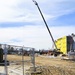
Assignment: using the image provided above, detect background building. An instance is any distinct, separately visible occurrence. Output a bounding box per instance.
[55,35,74,54]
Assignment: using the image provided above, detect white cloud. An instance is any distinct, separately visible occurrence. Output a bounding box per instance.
[0,25,75,49]
[0,0,21,22]
[0,0,75,22]
[0,0,75,49]
[37,0,75,20]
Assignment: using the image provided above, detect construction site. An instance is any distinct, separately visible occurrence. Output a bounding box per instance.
[0,0,75,75]
[0,33,75,75]
[0,44,75,75]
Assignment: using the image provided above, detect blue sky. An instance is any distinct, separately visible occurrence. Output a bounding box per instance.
[0,0,75,49]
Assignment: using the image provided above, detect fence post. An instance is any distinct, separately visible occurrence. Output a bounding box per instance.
[4,44,8,75]
[22,46,24,75]
[30,48,36,72]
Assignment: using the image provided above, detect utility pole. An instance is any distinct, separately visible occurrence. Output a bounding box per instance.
[32,0,58,50]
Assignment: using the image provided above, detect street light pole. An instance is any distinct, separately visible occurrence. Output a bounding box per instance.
[32,0,58,50]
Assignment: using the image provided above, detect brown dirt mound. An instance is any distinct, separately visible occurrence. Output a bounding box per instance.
[36,66,75,75]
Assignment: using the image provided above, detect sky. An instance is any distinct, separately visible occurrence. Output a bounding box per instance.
[0,0,75,50]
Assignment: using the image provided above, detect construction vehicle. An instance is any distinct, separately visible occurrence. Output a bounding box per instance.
[32,0,61,56]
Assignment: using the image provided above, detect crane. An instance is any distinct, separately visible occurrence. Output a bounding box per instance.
[32,0,58,51]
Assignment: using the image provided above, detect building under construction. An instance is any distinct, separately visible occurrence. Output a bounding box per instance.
[55,34,75,54]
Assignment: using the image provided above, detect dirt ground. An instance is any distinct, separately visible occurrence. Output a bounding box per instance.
[1,55,75,75]
[7,55,75,66]
[7,55,75,71]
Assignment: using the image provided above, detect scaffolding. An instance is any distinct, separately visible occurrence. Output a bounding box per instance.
[0,44,36,75]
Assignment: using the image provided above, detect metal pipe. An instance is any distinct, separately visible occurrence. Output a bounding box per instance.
[32,0,58,50]
[22,46,24,75]
[4,44,8,75]
[0,43,32,49]
[30,48,36,72]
